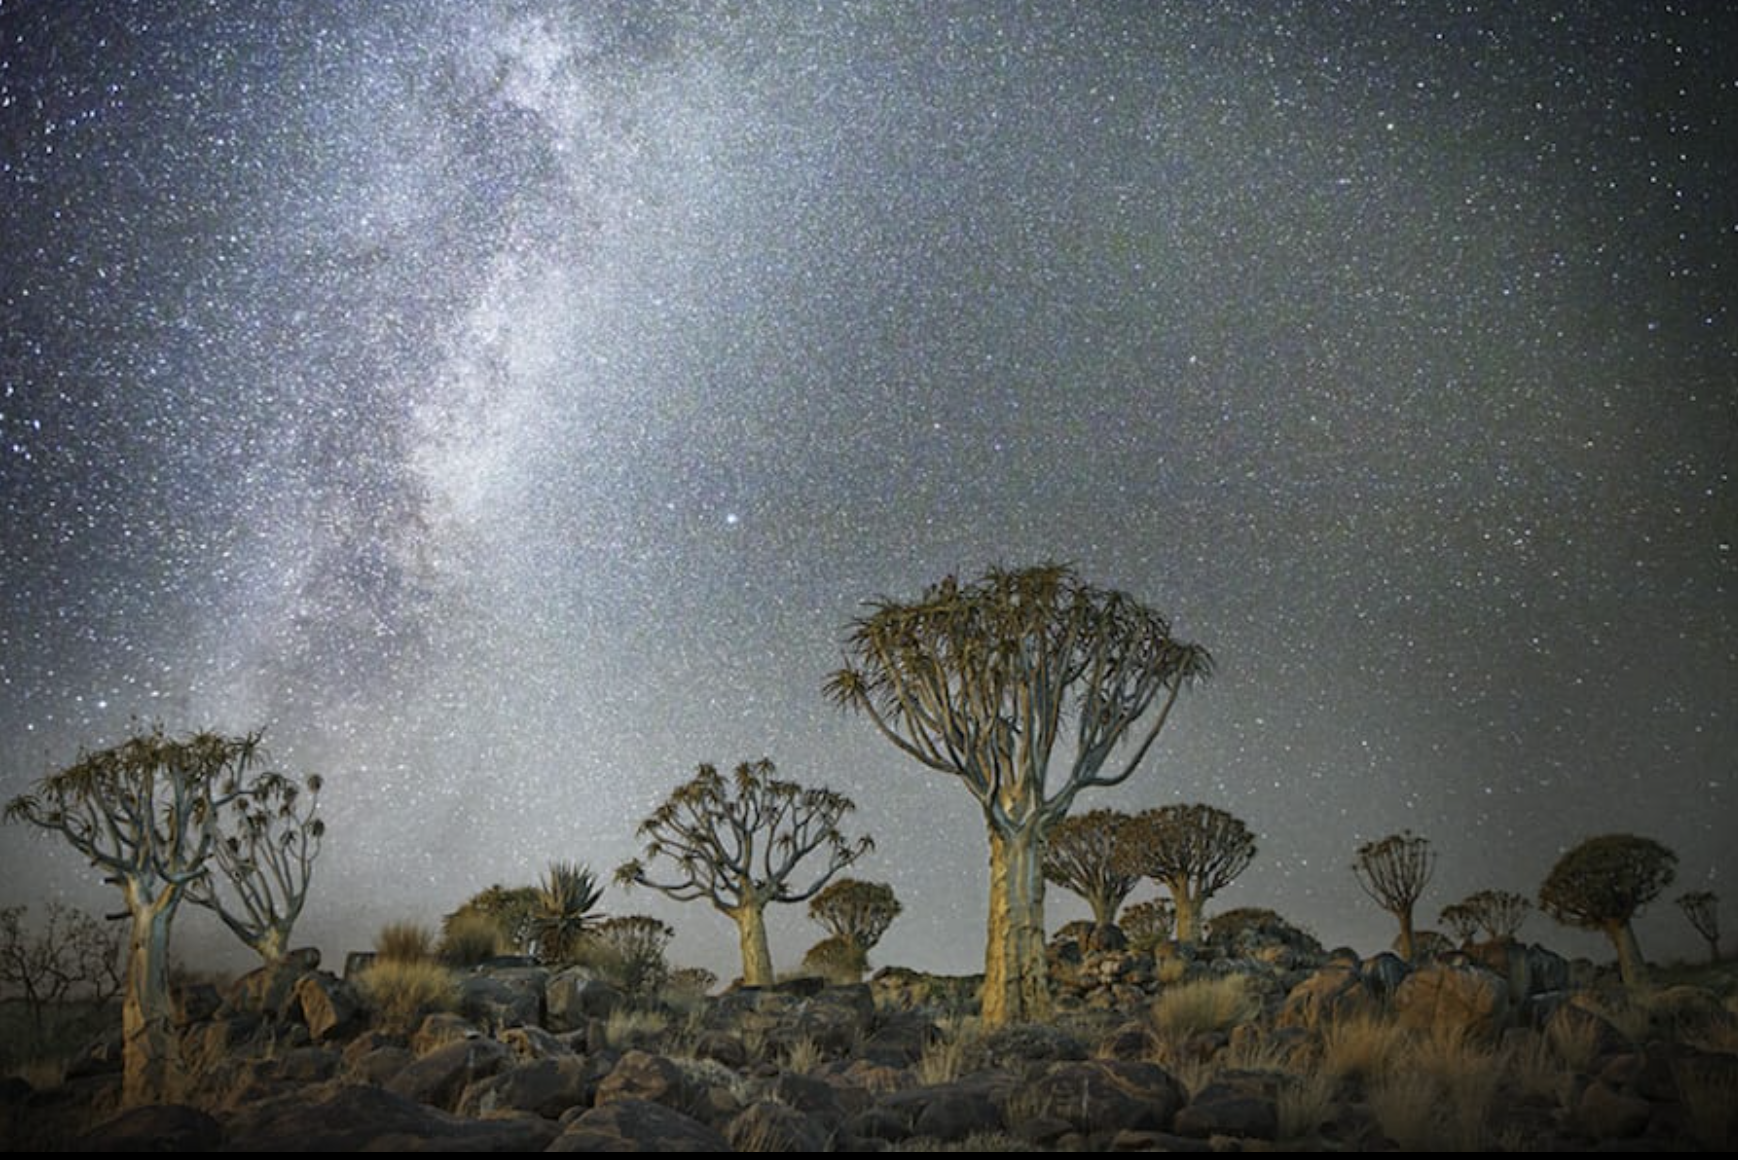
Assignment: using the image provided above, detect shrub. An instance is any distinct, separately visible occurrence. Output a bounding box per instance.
[1151,973,1259,1038]
[802,934,869,984]
[1120,898,1175,953]
[582,915,673,1003]
[438,910,507,967]
[355,958,458,1033]
[375,920,437,964]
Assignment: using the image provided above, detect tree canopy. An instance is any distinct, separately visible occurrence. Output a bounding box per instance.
[1114,803,1257,942]
[1540,833,1676,986]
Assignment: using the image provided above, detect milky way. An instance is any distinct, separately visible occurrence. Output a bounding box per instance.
[3,2,1734,977]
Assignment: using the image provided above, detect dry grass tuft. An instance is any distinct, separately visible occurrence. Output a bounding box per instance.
[374,920,438,965]
[1151,973,1260,1039]
[354,957,459,1034]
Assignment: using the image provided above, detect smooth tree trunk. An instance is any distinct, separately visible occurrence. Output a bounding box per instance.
[731,898,775,987]
[1608,919,1649,988]
[121,881,185,1106]
[1167,879,1202,943]
[982,821,1052,1027]
[1395,906,1417,962]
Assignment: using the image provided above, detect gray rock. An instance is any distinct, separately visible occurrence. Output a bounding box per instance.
[1173,1079,1279,1140]
[221,1079,559,1151]
[594,1048,698,1112]
[458,965,548,1031]
[546,967,625,1031]
[455,1055,592,1120]
[1014,1058,1186,1137]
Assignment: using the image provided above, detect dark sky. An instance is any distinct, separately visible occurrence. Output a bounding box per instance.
[3,1,1734,979]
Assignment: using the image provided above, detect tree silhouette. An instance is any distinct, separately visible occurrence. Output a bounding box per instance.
[0,902,124,1034]
[1114,803,1257,943]
[1119,897,1176,953]
[185,769,325,965]
[1042,808,1142,928]
[826,563,1209,1026]
[1676,890,1721,964]
[5,727,273,1104]
[1539,833,1676,987]
[528,861,605,965]
[616,759,870,986]
[1352,830,1436,962]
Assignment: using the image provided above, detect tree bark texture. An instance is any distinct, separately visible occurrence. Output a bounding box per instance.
[732,899,775,988]
[982,822,1052,1027]
[121,883,185,1106]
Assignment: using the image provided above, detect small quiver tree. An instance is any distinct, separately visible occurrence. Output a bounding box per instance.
[805,878,902,982]
[185,769,324,965]
[1539,833,1677,987]
[616,759,871,987]
[1352,830,1436,963]
[826,563,1210,1027]
[1042,808,1142,929]
[4,727,267,1105]
[1113,803,1256,944]
[1119,897,1176,953]
[1676,890,1721,965]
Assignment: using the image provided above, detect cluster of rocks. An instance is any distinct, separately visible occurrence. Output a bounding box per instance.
[3,931,1734,1151]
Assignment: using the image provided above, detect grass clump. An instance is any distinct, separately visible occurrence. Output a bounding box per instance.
[374,920,438,965]
[1152,973,1260,1039]
[354,957,459,1034]
[438,910,507,967]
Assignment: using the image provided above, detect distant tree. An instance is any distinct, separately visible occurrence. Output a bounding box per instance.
[443,884,541,955]
[802,934,869,984]
[529,861,605,965]
[1352,830,1436,962]
[1465,889,1531,942]
[1114,803,1257,943]
[185,769,325,965]
[826,563,1210,1026]
[1539,833,1677,987]
[808,878,902,969]
[1119,897,1176,953]
[1042,808,1142,928]
[1438,900,1481,947]
[0,902,124,1033]
[4,727,272,1104]
[616,759,871,986]
[1676,890,1721,964]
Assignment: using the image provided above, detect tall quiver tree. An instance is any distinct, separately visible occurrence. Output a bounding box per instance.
[4,727,267,1105]
[616,759,871,987]
[1539,833,1677,987]
[185,768,324,965]
[826,564,1210,1026]
[1113,803,1256,943]
[1352,830,1436,962]
[1042,808,1142,928]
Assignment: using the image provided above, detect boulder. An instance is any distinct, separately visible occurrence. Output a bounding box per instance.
[726,1098,831,1151]
[454,1055,592,1120]
[547,1097,730,1152]
[73,1104,223,1152]
[593,1048,698,1113]
[1172,1075,1280,1140]
[385,1035,513,1111]
[1393,962,1512,1042]
[221,1079,559,1151]
[458,965,548,1031]
[977,1021,1088,1070]
[1276,963,1377,1030]
[294,972,361,1042]
[545,967,625,1031]
[1014,1058,1186,1138]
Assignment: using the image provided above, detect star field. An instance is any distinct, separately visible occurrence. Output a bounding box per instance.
[2,2,1734,977]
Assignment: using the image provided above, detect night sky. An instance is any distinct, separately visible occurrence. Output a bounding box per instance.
[3,2,1734,981]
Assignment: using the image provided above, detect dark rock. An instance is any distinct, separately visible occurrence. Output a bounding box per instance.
[1173,1078,1279,1140]
[1014,1057,1186,1137]
[458,965,547,1031]
[454,1054,592,1120]
[547,1097,730,1152]
[74,1103,222,1152]
[499,1022,575,1060]
[545,967,625,1031]
[384,1035,513,1111]
[1360,951,1409,997]
[1573,1079,1652,1139]
[221,1079,560,1151]
[1276,962,1376,1030]
[410,1011,482,1054]
[293,972,361,1042]
[727,1097,831,1151]
[594,1048,698,1112]
[977,1021,1088,1070]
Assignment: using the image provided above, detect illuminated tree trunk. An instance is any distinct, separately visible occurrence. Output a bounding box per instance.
[982,822,1051,1027]
[1166,878,1203,944]
[731,898,775,987]
[121,881,184,1106]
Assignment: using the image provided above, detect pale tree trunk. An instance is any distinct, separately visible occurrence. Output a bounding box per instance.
[982,822,1051,1027]
[121,881,185,1106]
[731,899,775,987]
[1608,919,1649,988]
[1395,906,1417,962]
[1168,881,1202,943]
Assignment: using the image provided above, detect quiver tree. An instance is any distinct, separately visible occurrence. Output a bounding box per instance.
[1352,830,1436,962]
[4,727,270,1104]
[826,563,1210,1026]
[1539,833,1677,987]
[616,759,871,987]
[529,861,605,965]
[185,769,324,965]
[1042,808,1142,928]
[1676,890,1721,964]
[1458,888,1531,944]
[806,878,902,980]
[1119,897,1176,952]
[1113,803,1256,943]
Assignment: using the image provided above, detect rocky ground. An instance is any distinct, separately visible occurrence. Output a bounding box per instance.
[4,920,1736,1151]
